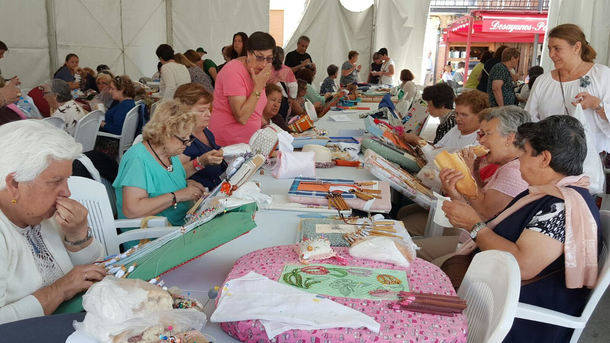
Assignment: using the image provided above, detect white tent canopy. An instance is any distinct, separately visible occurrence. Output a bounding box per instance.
[1,0,430,91]
[285,0,431,87]
[0,0,269,90]
[542,0,610,71]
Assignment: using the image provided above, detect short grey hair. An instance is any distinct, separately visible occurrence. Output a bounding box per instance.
[297,35,310,44]
[0,120,82,189]
[51,79,72,103]
[481,105,531,136]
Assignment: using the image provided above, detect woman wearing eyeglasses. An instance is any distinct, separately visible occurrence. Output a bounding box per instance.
[99,75,136,135]
[174,83,226,190]
[113,100,206,236]
[207,31,276,146]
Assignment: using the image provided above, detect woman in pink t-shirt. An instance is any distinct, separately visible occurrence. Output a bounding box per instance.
[208,32,276,146]
[440,106,531,221]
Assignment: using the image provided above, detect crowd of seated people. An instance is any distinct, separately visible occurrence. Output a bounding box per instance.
[0,23,608,343]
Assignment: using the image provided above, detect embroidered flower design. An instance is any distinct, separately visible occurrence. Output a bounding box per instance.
[579,75,591,88]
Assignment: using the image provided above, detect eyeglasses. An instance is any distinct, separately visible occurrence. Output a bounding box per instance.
[252,52,274,63]
[174,134,195,146]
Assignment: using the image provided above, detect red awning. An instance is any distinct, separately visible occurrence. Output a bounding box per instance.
[444,11,547,44]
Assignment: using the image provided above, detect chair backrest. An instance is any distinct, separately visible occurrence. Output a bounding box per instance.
[118,104,140,159]
[75,154,102,182]
[68,176,120,256]
[43,116,65,129]
[132,134,143,146]
[73,110,103,152]
[150,101,160,117]
[578,210,610,322]
[458,250,521,343]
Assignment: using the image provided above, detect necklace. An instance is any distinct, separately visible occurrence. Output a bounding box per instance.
[147,141,173,172]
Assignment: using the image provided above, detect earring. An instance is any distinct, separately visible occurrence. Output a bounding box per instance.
[10,199,16,204]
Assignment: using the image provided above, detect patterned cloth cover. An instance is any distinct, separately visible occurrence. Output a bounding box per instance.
[219,245,467,342]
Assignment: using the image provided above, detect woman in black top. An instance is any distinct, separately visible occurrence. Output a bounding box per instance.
[477,45,508,93]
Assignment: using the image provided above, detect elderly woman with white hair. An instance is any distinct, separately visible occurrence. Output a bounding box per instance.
[417,106,531,263]
[0,120,105,324]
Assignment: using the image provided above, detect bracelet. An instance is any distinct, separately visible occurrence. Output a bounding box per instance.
[192,157,203,171]
[470,222,486,239]
[64,227,92,246]
[594,103,604,112]
[170,192,177,208]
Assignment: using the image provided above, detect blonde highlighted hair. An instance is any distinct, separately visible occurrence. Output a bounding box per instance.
[174,53,196,68]
[142,100,197,146]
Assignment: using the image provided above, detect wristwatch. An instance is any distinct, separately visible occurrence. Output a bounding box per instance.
[64,227,92,246]
[470,222,486,239]
[594,102,604,112]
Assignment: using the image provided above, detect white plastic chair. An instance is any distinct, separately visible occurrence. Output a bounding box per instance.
[150,100,160,117]
[96,103,140,161]
[514,210,610,343]
[75,154,102,183]
[132,134,143,146]
[73,110,103,152]
[43,116,65,129]
[458,250,521,343]
[68,176,178,256]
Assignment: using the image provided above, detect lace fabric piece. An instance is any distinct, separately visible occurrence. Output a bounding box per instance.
[19,225,64,287]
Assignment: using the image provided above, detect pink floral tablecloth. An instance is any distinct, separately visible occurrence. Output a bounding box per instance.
[217,245,467,343]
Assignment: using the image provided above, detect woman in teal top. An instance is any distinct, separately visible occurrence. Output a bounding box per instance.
[113,100,206,230]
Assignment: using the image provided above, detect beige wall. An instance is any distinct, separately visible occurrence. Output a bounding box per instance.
[269,10,284,47]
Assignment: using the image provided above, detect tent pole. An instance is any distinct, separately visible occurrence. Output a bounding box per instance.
[166,0,173,45]
[45,0,59,79]
[370,0,377,60]
[463,15,473,84]
[531,0,544,65]
[119,0,126,74]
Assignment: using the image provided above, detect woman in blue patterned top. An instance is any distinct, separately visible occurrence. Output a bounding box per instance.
[175,83,226,190]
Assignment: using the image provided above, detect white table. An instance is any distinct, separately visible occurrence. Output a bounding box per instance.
[159,107,380,341]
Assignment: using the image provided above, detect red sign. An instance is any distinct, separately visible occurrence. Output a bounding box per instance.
[482,18,547,34]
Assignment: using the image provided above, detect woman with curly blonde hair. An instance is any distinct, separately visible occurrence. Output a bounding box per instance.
[113,100,207,233]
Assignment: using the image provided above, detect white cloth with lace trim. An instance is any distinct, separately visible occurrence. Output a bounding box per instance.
[18,224,64,287]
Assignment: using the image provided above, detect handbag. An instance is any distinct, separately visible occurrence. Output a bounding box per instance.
[287,115,315,133]
[249,124,280,158]
[402,98,429,136]
[557,72,605,194]
[567,105,605,194]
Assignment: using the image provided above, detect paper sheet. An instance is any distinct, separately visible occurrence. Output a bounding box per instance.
[329,114,352,122]
[433,192,453,227]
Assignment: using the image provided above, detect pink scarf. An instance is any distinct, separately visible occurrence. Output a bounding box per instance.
[488,175,598,289]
